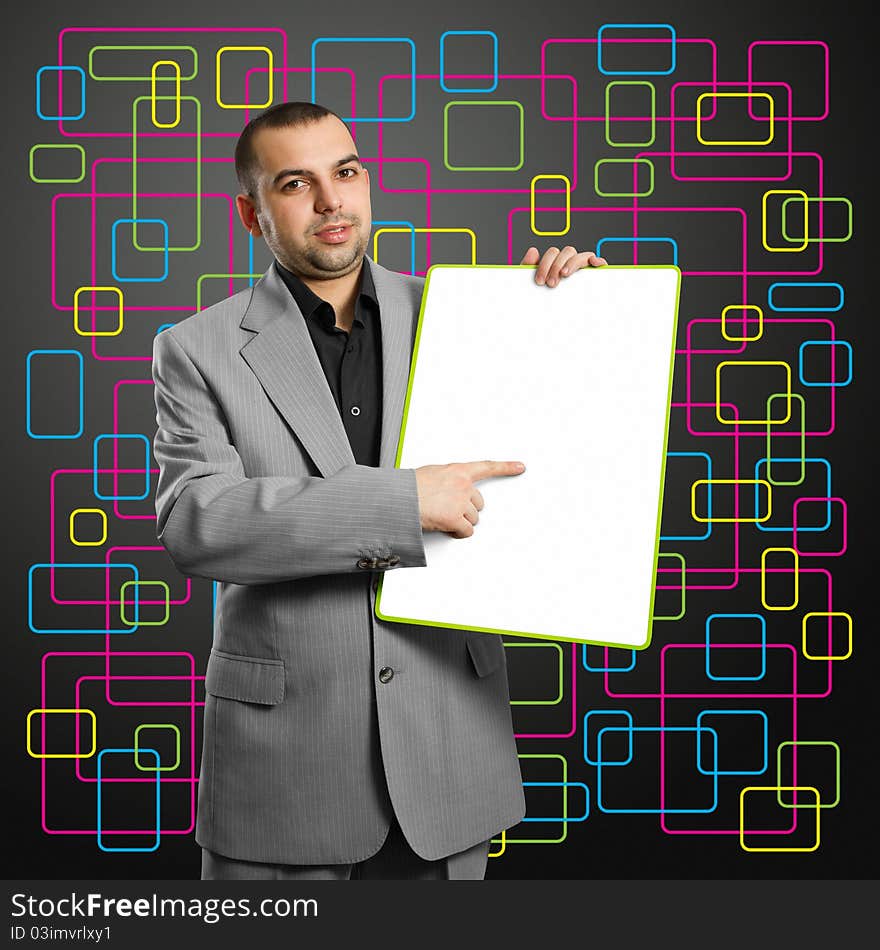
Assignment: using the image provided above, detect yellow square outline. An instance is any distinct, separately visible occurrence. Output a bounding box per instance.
[762,189,809,252]
[530,174,571,236]
[151,60,181,129]
[696,91,775,146]
[69,508,108,547]
[73,286,124,337]
[691,478,773,523]
[715,360,792,425]
[739,785,820,852]
[802,612,853,661]
[215,46,274,109]
[27,708,97,759]
[721,304,764,342]
[760,546,799,611]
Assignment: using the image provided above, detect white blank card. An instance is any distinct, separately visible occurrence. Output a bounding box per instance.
[376,265,681,648]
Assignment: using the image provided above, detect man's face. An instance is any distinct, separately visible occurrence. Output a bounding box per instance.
[237,115,372,281]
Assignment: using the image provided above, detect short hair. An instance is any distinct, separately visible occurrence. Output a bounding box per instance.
[234,101,348,197]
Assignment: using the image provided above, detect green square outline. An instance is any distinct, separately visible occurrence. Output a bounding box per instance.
[651,551,686,621]
[375,264,682,652]
[443,100,524,171]
[604,81,656,148]
[29,144,86,184]
[776,740,840,809]
[504,642,564,705]
[594,158,655,198]
[134,723,181,772]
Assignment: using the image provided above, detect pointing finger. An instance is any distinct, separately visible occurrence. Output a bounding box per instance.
[463,459,526,482]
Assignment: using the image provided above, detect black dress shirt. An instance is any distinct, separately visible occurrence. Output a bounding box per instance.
[275,260,383,468]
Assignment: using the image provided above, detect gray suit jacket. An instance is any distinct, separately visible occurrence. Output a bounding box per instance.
[151,257,525,864]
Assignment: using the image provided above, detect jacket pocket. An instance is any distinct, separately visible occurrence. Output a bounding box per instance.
[466,633,506,678]
[204,649,285,705]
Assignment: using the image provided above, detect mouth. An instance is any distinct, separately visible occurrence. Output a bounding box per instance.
[313,223,352,244]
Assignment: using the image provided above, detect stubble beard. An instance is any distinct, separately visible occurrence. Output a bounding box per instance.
[273,217,369,280]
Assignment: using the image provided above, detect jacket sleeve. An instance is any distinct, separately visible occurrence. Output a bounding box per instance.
[151,328,427,585]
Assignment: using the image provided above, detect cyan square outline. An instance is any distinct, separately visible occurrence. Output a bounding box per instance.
[581,645,636,673]
[597,24,677,76]
[439,30,499,93]
[754,457,831,533]
[372,220,417,276]
[596,726,718,814]
[27,562,140,634]
[111,219,169,284]
[92,434,151,501]
[310,37,416,122]
[36,65,86,121]
[597,236,678,266]
[26,350,84,440]
[696,709,769,776]
[798,340,852,387]
[767,282,844,312]
[705,613,767,681]
[97,748,161,852]
[583,710,634,766]
[521,781,590,823]
[661,452,712,541]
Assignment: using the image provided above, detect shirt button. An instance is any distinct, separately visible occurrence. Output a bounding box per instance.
[350,406,360,416]
[378,667,394,684]
[347,345,354,353]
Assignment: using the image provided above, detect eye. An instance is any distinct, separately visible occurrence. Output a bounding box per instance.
[338,167,358,179]
[282,179,306,191]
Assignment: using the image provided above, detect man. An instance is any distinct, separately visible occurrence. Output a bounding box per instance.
[152,101,606,880]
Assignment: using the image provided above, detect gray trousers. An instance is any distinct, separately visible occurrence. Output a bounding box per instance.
[201,816,490,881]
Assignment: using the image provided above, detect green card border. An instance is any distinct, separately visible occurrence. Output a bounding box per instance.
[375,263,682,651]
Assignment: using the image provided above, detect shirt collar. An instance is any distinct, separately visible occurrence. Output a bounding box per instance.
[274,258,378,329]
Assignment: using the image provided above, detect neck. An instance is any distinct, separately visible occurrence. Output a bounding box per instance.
[299,262,363,331]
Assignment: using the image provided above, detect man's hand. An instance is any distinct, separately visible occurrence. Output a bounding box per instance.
[415,460,526,538]
[520,246,607,287]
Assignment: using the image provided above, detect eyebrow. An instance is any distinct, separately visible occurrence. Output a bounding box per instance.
[272,154,362,186]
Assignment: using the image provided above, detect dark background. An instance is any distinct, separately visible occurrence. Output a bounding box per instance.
[1,0,874,882]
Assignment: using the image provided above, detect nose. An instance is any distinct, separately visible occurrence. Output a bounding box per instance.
[313,179,342,214]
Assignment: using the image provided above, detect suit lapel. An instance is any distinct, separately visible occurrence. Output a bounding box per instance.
[239,265,355,477]
[238,258,418,476]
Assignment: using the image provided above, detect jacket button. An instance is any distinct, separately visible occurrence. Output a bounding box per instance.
[378,667,394,684]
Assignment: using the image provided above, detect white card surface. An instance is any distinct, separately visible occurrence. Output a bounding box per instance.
[376,265,681,648]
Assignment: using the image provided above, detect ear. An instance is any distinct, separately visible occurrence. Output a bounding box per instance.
[235,193,263,237]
